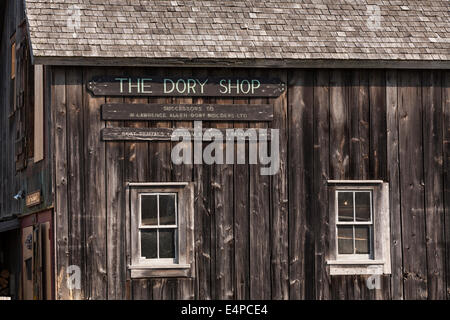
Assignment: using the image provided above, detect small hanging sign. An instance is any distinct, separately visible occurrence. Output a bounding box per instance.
[25,190,41,208]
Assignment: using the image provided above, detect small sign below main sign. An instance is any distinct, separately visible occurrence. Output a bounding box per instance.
[101,127,271,141]
[102,103,273,121]
[87,76,285,97]
[26,190,41,208]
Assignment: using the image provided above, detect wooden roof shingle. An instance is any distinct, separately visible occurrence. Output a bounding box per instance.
[24,0,450,65]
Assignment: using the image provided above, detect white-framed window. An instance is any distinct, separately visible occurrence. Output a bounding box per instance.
[336,190,373,260]
[138,192,178,264]
[128,182,194,278]
[327,181,391,275]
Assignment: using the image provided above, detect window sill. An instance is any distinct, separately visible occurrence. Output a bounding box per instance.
[327,260,389,275]
[129,264,192,278]
[327,259,384,265]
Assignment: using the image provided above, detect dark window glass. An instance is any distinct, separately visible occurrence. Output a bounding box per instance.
[338,192,354,221]
[141,195,158,225]
[337,226,354,254]
[141,230,157,259]
[159,229,175,258]
[355,226,370,254]
[355,192,371,222]
[159,194,176,225]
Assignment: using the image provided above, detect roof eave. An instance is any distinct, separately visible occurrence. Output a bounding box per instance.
[33,56,450,70]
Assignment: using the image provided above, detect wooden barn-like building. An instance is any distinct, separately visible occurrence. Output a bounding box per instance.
[0,0,449,300]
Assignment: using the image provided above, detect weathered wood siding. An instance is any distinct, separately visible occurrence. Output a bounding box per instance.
[51,67,450,300]
[0,0,53,220]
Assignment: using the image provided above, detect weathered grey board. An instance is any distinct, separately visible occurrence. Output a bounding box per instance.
[422,70,446,299]
[172,67,195,300]
[53,68,70,299]
[270,69,289,300]
[444,71,450,300]
[87,76,285,97]
[46,66,450,301]
[248,69,271,299]
[232,86,250,299]
[288,70,313,299]
[386,70,404,300]
[101,127,271,141]
[398,71,427,299]
[101,103,273,121]
[66,67,87,300]
[192,68,213,300]
[84,68,108,299]
[313,70,331,299]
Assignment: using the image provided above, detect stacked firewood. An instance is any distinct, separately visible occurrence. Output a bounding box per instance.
[0,269,9,296]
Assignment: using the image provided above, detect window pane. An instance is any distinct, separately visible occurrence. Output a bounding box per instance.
[338,192,354,221]
[141,230,157,259]
[141,195,158,225]
[159,194,176,225]
[355,226,370,254]
[159,229,176,258]
[337,226,354,254]
[355,192,371,222]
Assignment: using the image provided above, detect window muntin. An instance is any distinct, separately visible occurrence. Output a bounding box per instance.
[336,190,373,259]
[139,193,178,263]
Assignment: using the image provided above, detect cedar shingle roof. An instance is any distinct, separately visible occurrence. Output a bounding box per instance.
[25,0,450,63]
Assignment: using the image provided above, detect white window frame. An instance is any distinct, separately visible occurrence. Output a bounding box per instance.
[127,182,194,278]
[327,181,391,275]
[138,192,179,265]
[335,190,373,261]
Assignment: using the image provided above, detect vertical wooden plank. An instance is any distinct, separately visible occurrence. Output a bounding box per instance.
[398,70,427,299]
[66,67,86,299]
[330,70,349,180]
[443,71,450,300]
[232,69,250,300]
[288,70,310,300]
[172,68,193,182]
[369,70,388,181]
[270,69,289,300]
[192,69,213,300]
[106,130,126,300]
[329,70,350,299]
[132,279,152,300]
[172,68,195,300]
[422,70,446,299]
[386,70,404,300]
[249,70,271,300]
[213,79,235,300]
[313,70,331,300]
[83,67,107,299]
[152,278,177,299]
[53,67,69,300]
[148,69,172,183]
[349,70,369,180]
[369,70,391,300]
[105,69,126,300]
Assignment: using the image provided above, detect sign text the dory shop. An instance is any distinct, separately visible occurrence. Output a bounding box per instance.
[87,76,285,97]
